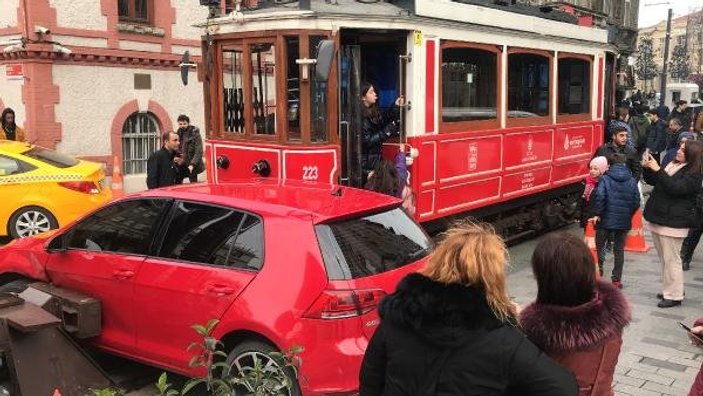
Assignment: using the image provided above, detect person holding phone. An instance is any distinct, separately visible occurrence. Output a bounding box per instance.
[685,318,703,395]
[642,140,703,308]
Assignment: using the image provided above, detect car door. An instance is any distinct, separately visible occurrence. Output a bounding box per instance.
[0,155,35,235]
[45,198,170,354]
[134,201,262,368]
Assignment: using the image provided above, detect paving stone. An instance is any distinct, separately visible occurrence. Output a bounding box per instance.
[640,357,688,372]
[641,337,682,349]
[640,380,682,395]
[650,311,687,321]
[627,368,676,385]
[613,383,661,396]
[614,373,646,387]
[668,356,703,368]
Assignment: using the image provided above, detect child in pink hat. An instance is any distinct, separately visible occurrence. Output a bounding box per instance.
[579,156,609,228]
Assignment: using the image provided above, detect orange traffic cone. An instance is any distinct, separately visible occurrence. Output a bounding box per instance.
[624,208,650,252]
[584,219,601,280]
[111,155,124,198]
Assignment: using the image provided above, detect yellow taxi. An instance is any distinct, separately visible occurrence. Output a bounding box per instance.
[0,140,112,238]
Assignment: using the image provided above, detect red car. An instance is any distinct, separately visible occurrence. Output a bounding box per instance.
[0,180,432,395]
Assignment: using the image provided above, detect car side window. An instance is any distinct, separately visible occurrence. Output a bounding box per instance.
[65,199,168,254]
[224,214,264,270]
[159,201,264,270]
[0,155,32,176]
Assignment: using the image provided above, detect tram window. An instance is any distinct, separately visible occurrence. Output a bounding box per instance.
[558,58,591,115]
[250,43,277,135]
[223,45,245,134]
[441,47,497,123]
[310,35,328,142]
[508,54,549,118]
[285,36,301,141]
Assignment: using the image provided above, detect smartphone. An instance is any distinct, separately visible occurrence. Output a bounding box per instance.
[642,148,651,163]
[678,322,703,343]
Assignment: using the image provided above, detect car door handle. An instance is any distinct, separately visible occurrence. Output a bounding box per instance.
[113,270,134,280]
[207,285,235,296]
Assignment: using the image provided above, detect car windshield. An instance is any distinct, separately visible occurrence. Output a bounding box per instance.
[316,207,433,280]
[22,146,79,168]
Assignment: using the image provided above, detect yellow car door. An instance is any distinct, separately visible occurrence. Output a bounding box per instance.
[0,154,31,235]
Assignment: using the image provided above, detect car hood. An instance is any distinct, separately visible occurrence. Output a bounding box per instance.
[0,234,53,282]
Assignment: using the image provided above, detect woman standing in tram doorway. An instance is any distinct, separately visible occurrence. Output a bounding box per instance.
[361,82,404,180]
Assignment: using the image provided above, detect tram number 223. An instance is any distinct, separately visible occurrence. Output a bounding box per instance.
[302,166,319,181]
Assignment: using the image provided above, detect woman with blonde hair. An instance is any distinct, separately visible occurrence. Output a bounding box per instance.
[359,222,577,396]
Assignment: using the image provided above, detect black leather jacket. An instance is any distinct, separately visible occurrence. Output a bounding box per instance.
[361,106,400,174]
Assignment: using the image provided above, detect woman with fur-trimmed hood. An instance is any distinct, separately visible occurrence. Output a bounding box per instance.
[360,223,577,396]
[519,232,631,396]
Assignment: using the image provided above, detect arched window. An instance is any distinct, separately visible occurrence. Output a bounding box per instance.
[122,112,160,175]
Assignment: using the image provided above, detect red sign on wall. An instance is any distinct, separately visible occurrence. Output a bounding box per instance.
[5,64,23,80]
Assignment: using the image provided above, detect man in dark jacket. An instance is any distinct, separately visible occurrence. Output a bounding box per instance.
[606,106,632,147]
[592,154,641,288]
[594,126,642,180]
[669,100,691,131]
[146,131,179,189]
[645,109,667,162]
[175,114,204,184]
[628,106,650,154]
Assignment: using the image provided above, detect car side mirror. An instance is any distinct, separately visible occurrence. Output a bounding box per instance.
[47,234,67,253]
[315,40,335,82]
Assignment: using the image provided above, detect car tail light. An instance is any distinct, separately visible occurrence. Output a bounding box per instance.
[304,289,386,319]
[58,181,99,194]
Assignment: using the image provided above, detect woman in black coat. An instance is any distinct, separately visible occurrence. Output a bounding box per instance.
[642,140,703,308]
[359,223,577,396]
[361,82,403,179]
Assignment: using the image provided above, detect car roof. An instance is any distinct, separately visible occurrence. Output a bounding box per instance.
[129,180,402,223]
[0,140,31,154]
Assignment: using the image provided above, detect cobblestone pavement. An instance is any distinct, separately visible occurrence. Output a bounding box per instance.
[508,224,702,396]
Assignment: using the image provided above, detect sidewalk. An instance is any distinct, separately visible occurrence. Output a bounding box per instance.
[508,227,703,396]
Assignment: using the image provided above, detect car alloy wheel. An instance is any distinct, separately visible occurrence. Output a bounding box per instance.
[226,341,300,396]
[9,206,58,239]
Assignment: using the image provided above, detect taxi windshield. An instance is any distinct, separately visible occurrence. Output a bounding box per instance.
[22,146,79,168]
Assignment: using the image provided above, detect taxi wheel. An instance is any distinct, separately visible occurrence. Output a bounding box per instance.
[8,206,58,239]
[225,340,302,396]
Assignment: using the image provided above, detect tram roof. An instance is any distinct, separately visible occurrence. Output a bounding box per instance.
[201,0,609,46]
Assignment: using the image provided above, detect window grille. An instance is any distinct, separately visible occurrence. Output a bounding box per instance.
[122,112,160,175]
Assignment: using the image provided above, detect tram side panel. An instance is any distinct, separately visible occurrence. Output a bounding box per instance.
[407,120,601,222]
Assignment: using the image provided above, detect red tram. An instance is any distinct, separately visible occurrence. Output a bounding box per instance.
[199,0,616,237]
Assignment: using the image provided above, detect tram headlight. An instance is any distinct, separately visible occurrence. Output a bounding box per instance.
[252,159,271,177]
[216,155,230,170]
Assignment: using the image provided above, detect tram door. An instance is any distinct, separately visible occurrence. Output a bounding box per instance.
[339,45,364,188]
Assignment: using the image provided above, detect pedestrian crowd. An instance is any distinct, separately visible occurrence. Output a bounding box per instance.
[359,92,703,395]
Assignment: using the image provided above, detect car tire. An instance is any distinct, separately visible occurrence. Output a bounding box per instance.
[8,206,58,239]
[0,279,31,294]
[225,340,302,396]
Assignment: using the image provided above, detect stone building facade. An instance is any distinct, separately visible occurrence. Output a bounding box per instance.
[0,0,208,191]
[637,10,703,92]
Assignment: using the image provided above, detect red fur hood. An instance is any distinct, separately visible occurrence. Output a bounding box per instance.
[519,281,631,352]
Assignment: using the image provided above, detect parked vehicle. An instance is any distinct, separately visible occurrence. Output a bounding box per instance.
[0,180,432,395]
[665,83,699,107]
[0,141,112,238]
